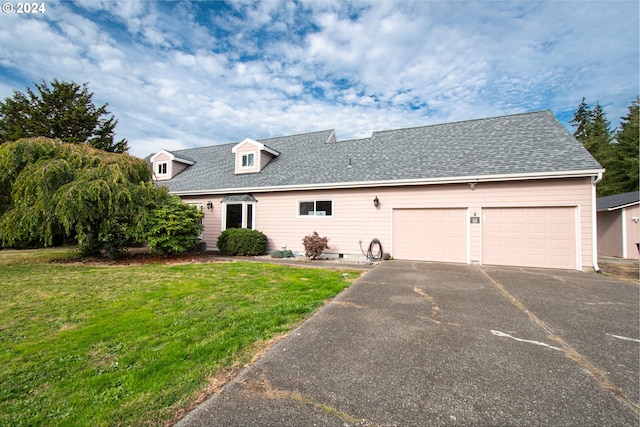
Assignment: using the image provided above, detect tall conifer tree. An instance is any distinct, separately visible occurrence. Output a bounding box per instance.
[0,79,128,153]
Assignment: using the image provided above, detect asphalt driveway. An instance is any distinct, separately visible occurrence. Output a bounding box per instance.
[176,261,639,426]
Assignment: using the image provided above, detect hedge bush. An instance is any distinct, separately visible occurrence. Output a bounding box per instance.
[217,228,267,256]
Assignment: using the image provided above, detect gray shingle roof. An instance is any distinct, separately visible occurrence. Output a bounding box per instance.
[597,191,640,211]
[154,110,603,194]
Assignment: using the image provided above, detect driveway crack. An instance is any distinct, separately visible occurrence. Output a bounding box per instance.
[413,287,441,324]
[242,373,377,426]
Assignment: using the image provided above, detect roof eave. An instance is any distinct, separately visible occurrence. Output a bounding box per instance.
[169,169,604,196]
[598,201,640,212]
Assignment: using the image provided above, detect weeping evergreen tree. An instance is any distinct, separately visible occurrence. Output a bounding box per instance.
[0,137,170,256]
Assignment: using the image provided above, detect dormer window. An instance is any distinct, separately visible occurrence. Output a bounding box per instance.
[242,153,255,168]
[150,150,195,181]
[232,138,280,175]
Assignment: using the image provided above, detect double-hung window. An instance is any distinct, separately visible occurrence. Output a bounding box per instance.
[298,200,333,217]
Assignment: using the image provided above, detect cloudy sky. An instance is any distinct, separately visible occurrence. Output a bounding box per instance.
[0,1,638,158]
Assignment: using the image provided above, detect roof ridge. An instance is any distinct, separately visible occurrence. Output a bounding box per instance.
[170,129,336,155]
[256,129,335,143]
[370,110,552,137]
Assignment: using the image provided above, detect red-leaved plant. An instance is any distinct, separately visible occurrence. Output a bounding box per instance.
[302,231,329,260]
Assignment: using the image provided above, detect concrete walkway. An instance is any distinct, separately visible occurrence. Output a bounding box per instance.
[176,261,639,426]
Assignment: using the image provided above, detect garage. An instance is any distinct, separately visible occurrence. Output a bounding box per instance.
[482,207,577,269]
[393,208,467,263]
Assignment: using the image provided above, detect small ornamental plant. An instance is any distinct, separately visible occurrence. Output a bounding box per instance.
[271,249,294,258]
[302,231,329,260]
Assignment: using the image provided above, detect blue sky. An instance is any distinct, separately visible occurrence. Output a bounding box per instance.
[0,1,638,158]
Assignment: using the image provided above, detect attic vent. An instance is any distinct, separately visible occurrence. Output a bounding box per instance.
[326,130,337,143]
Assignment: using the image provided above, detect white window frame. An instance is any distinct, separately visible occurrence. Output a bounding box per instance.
[157,161,169,176]
[222,201,256,230]
[297,199,333,217]
[241,153,255,168]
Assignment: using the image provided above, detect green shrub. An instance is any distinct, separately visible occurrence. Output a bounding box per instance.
[146,197,204,254]
[217,228,267,256]
[302,231,329,260]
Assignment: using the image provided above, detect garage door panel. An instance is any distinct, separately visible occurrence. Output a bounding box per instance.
[483,207,576,269]
[393,208,467,263]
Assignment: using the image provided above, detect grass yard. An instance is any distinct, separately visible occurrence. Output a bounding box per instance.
[0,248,360,426]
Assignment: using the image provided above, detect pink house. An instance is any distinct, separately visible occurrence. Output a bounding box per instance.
[597,192,640,260]
[149,111,604,271]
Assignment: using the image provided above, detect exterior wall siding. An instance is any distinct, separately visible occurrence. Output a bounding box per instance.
[598,210,623,257]
[181,195,224,247]
[260,151,273,170]
[172,161,189,177]
[179,177,595,270]
[597,205,640,259]
[624,205,640,259]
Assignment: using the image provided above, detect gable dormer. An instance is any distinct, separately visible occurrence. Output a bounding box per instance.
[150,150,194,181]
[232,138,280,174]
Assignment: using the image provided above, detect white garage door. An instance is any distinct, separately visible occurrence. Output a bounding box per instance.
[393,208,467,263]
[482,207,576,269]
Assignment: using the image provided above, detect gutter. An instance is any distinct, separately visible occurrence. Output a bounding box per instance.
[169,169,605,196]
[603,201,640,212]
[591,171,603,272]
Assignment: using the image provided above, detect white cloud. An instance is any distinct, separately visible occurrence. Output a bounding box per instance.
[0,1,637,158]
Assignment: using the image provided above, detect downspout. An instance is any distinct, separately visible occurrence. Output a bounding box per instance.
[591,172,603,272]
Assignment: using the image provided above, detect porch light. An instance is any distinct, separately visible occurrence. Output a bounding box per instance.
[373,196,379,207]
[206,201,213,210]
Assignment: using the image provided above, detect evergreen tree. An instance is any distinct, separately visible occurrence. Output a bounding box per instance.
[0,79,128,153]
[600,98,640,196]
[570,97,593,144]
[570,98,613,160]
[588,103,613,160]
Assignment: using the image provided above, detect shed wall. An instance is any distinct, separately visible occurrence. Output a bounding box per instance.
[625,205,640,259]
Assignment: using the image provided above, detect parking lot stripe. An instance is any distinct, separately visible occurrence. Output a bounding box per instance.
[490,330,561,351]
[606,333,640,343]
[479,268,640,418]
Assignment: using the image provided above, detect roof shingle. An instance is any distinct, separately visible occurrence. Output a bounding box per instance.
[152,110,602,194]
[597,191,640,211]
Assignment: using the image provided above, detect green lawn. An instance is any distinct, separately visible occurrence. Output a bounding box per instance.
[0,249,359,426]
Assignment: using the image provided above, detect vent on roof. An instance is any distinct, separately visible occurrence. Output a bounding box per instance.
[326,130,337,143]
